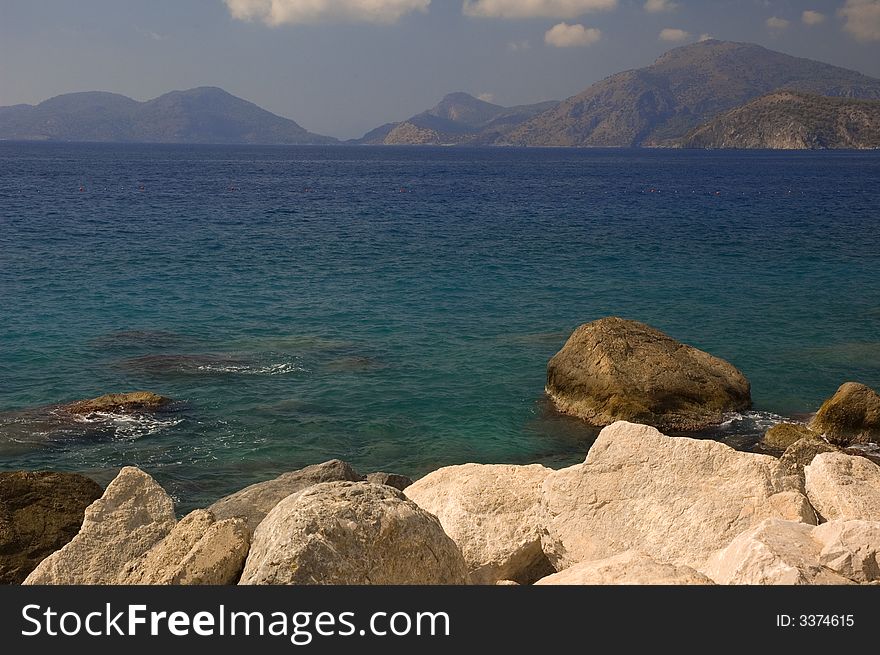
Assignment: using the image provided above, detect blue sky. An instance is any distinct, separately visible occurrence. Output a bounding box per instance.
[1,0,879,138]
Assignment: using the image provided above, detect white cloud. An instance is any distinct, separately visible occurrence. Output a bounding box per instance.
[839,0,880,41]
[224,0,430,26]
[658,27,690,42]
[478,92,496,102]
[698,33,713,41]
[508,39,532,50]
[545,22,602,46]
[463,0,617,19]
[765,16,790,29]
[644,0,678,13]
[801,10,825,25]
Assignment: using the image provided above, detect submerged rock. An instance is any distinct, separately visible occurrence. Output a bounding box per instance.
[0,472,103,584]
[762,423,819,450]
[540,422,811,572]
[120,509,250,585]
[804,452,880,522]
[535,551,713,585]
[810,382,880,446]
[209,460,365,533]
[406,463,554,585]
[546,317,751,432]
[23,467,176,585]
[366,472,413,491]
[62,392,171,415]
[240,482,468,585]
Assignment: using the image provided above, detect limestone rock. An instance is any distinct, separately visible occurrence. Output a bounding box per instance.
[209,460,365,532]
[778,437,839,492]
[240,482,468,585]
[405,464,554,584]
[535,551,713,585]
[810,382,880,446]
[541,422,810,572]
[813,520,880,583]
[762,423,818,450]
[63,392,171,415]
[0,471,103,584]
[120,509,250,585]
[704,519,854,585]
[23,467,175,584]
[366,472,413,491]
[546,318,751,431]
[805,452,880,522]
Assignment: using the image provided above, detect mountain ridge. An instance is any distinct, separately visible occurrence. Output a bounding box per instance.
[0,86,336,145]
[503,40,880,147]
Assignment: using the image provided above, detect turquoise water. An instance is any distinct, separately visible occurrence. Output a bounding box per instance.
[1,143,879,509]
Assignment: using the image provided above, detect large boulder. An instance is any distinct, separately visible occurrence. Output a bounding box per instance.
[23,467,176,584]
[535,551,713,585]
[762,423,819,451]
[405,464,554,585]
[810,382,880,446]
[120,509,250,585]
[0,472,103,584]
[704,519,855,585]
[546,318,751,432]
[240,482,468,585]
[62,392,171,415]
[209,460,365,533]
[540,422,812,572]
[804,452,880,522]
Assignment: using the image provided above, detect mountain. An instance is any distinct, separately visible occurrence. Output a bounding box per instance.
[504,40,880,147]
[353,92,558,145]
[0,87,336,145]
[672,91,880,150]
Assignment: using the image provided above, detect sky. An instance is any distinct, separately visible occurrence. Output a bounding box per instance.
[1,0,879,138]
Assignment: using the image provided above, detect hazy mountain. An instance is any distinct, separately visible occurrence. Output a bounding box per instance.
[0,87,336,145]
[353,92,558,145]
[672,91,880,150]
[503,40,880,147]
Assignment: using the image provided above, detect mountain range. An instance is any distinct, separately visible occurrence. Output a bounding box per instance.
[3,40,880,149]
[0,86,334,145]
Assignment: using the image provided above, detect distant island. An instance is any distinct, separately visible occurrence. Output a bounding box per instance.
[0,86,335,145]
[3,40,880,150]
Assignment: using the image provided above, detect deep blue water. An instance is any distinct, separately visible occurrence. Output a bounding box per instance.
[1,143,879,510]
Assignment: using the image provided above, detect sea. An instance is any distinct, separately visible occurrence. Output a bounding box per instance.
[1,143,879,510]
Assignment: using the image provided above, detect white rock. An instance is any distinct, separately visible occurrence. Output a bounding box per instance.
[405,463,553,584]
[120,509,251,585]
[23,467,175,585]
[804,452,880,522]
[240,482,468,585]
[704,519,853,585]
[540,422,811,571]
[813,520,880,583]
[535,551,713,585]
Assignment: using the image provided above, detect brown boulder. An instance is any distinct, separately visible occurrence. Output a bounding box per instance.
[0,472,103,584]
[810,382,880,446]
[546,318,751,431]
[762,423,819,451]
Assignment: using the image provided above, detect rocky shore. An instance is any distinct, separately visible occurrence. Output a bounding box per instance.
[3,318,879,586]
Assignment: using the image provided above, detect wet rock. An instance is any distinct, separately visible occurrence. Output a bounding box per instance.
[810,382,880,446]
[63,392,171,415]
